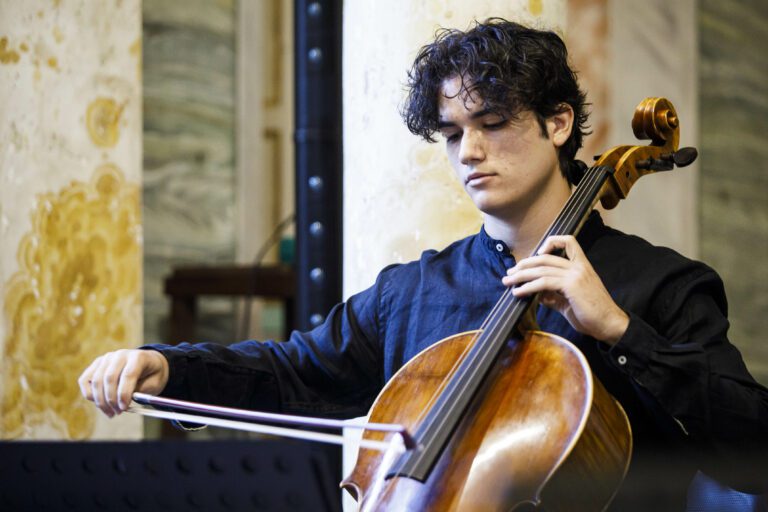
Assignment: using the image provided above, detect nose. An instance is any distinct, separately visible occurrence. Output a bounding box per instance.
[458,129,485,165]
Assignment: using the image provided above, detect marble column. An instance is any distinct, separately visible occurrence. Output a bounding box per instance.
[0,0,142,439]
[699,0,768,382]
[142,0,236,345]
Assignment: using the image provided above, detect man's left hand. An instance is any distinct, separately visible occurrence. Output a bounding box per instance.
[502,235,629,345]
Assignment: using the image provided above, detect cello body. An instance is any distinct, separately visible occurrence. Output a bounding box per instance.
[341,330,632,511]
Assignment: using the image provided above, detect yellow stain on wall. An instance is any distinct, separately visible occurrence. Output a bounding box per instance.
[385,144,482,265]
[129,38,142,82]
[86,98,124,148]
[1,164,141,439]
[0,36,21,64]
[529,0,544,16]
[53,26,64,44]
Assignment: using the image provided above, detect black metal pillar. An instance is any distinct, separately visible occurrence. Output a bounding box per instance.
[294,0,343,331]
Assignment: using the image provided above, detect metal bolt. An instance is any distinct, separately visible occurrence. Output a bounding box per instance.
[308,2,322,17]
[308,175,323,191]
[309,267,325,283]
[309,221,324,237]
[308,47,323,64]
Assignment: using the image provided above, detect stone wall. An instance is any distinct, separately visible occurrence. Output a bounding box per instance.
[0,0,142,439]
[699,0,768,381]
[142,0,237,345]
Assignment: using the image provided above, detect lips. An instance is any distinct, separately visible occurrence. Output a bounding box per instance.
[465,172,494,185]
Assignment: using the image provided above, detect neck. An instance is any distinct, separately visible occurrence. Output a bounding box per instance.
[484,182,572,260]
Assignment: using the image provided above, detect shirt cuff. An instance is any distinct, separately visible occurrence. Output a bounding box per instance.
[138,345,206,432]
[602,311,659,385]
[139,344,189,399]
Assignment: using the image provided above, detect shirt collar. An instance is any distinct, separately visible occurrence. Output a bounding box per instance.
[479,224,511,255]
[478,210,606,257]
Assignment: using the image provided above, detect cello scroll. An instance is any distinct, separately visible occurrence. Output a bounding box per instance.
[596,97,697,209]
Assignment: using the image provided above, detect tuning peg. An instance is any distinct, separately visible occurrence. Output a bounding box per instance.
[672,147,698,167]
[635,156,673,171]
[636,147,698,172]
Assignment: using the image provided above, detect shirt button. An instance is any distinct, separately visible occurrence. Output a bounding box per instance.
[617,355,627,365]
[495,243,504,252]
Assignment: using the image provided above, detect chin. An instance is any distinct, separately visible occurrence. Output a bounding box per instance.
[467,193,514,216]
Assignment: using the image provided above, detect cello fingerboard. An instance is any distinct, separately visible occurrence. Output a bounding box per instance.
[386,165,616,482]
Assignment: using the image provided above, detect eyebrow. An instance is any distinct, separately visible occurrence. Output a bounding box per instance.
[437,108,497,129]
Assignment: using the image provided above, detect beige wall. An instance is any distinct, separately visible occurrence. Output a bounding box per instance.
[236,0,295,341]
[601,0,698,256]
[0,0,142,439]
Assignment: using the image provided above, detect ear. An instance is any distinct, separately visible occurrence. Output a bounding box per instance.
[547,104,575,148]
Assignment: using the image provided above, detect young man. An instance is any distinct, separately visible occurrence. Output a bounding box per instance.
[80,19,767,508]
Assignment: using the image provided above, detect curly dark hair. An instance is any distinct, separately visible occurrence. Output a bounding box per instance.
[402,18,590,185]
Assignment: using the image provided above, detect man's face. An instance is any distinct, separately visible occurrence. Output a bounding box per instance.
[437,76,569,220]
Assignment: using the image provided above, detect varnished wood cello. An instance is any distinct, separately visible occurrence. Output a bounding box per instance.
[341,97,698,511]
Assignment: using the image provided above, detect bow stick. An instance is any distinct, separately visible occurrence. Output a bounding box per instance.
[129,392,417,452]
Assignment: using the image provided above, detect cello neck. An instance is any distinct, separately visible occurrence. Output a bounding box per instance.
[532,165,615,253]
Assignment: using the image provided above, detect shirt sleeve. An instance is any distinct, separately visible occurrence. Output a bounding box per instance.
[143,273,386,419]
[602,266,768,487]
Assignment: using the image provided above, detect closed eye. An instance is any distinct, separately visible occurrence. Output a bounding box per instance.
[441,131,461,144]
[484,119,507,130]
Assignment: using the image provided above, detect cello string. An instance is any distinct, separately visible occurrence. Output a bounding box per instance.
[454,162,603,343]
[380,165,606,496]
[446,164,605,384]
[446,164,606,368]
[375,165,607,504]
[399,165,608,474]
[444,164,605,387]
[410,164,606,436]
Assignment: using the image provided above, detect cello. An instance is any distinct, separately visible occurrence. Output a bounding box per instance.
[340,97,697,511]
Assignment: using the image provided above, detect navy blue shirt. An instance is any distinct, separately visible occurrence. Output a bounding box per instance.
[150,212,768,504]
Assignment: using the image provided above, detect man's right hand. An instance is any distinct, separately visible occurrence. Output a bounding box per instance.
[78,349,170,418]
